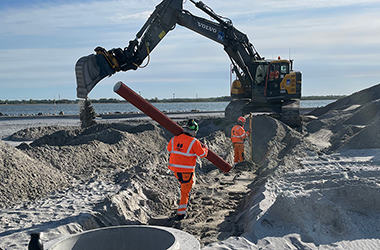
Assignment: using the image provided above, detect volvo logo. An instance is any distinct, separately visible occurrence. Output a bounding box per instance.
[197,21,217,33]
[176,143,184,151]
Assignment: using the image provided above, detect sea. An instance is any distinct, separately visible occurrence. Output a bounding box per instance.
[0,100,335,116]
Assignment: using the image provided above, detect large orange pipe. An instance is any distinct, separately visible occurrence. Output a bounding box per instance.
[113,81,232,172]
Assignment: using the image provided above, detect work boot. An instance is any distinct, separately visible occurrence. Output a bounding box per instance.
[234,161,247,171]
[28,232,43,250]
[174,214,185,221]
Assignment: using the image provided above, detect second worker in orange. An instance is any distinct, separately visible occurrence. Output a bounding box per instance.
[230,116,249,165]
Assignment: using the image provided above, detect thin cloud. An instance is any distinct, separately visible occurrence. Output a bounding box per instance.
[0,1,149,36]
[1,0,380,99]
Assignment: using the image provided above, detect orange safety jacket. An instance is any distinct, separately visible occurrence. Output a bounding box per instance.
[231,124,248,143]
[167,133,208,173]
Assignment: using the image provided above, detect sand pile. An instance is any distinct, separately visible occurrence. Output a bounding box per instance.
[72,119,254,246]
[5,126,78,141]
[1,83,380,249]
[205,83,380,249]
[18,122,169,180]
[0,140,69,208]
[309,83,380,117]
[340,116,380,150]
[251,115,317,178]
[206,149,380,249]
[304,84,380,152]
[1,118,258,249]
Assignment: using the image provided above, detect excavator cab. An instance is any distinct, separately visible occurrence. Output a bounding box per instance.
[265,59,301,100]
[231,59,301,102]
[227,58,302,127]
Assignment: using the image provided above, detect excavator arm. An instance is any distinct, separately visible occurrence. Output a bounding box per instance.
[176,2,261,96]
[75,0,261,98]
[76,0,182,98]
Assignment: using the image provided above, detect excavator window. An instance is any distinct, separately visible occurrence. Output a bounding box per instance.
[255,64,268,85]
[269,64,280,80]
[280,64,288,74]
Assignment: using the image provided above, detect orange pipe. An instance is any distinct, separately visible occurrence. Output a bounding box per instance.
[113,81,232,172]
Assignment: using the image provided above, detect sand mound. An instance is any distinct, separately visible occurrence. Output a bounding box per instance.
[226,150,380,249]
[0,140,69,208]
[2,83,380,249]
[251,115,316,177]
[217,83,380,249]
[304,84,380,152]
[22,122,169,180]
[339,116,380,150]
[342,100,380,126]
[204,86,380,249]
[2,118,258,248]
[310,83,380,117]
[26,122,162,147]
[196,118,228,138]
[5,126,78,141]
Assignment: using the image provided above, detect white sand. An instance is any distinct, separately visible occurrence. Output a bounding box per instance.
[1,83,380,250]
[0,117,255,249]
[204,148,380,249]
[0,118,80,140]
[0,179,121,249]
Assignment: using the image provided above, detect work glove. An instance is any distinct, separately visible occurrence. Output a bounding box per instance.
[200,138,207,145]
[199,139,207,149]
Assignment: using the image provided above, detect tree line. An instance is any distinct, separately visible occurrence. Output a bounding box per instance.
[0,95,345,105]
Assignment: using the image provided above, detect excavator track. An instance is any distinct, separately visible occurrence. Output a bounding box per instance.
[278,100,301,128]
[225,99,302,130]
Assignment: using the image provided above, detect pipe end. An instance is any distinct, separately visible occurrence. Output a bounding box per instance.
[113,81,123,93]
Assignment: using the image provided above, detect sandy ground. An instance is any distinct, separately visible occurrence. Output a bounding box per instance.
[204,149,380,249]
[0,116,255,249]
[1,84,380,249]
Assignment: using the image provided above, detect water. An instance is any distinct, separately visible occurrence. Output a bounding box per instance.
[0,100,336,116]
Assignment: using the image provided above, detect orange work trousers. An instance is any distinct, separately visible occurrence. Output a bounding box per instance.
[173,172,194,215]
[233,142,245,163]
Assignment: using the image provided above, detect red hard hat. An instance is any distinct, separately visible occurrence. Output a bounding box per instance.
[238,116,246,124]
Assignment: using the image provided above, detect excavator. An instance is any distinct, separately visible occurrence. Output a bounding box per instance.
[75,0,302,127]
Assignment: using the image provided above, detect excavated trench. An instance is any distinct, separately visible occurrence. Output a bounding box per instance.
[49,114,316,247]
[0,118,258,248]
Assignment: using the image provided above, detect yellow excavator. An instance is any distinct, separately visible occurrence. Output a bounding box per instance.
[75,0,302,127]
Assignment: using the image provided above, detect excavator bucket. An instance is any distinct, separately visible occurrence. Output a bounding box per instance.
[75,53,114,98]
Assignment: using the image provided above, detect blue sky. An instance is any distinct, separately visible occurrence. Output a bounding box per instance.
[1,0,380,100]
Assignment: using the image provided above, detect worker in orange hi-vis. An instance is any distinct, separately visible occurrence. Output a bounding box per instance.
[231,116,250,165]
[167,119,208,220]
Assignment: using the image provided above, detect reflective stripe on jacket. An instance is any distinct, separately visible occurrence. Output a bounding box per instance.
[231,124,248,143]
[167,133,208,172]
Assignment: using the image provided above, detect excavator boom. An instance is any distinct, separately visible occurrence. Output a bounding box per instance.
[75,0,260,98]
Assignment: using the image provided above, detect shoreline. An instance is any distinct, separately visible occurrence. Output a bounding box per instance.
[0,108,315,121]
[0,97,342,105]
